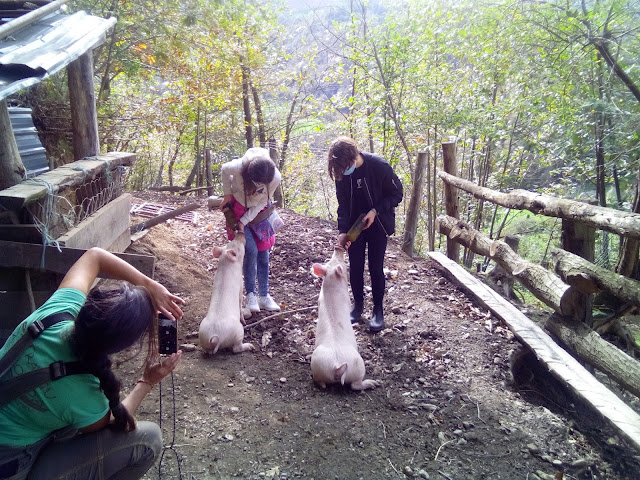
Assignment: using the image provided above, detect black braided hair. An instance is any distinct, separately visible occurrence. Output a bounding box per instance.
[70,282,156,431]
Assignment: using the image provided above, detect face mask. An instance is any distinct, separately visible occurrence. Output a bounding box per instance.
[343,164,356,176]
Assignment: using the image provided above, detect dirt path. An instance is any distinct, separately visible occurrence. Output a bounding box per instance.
[119,192,639,480]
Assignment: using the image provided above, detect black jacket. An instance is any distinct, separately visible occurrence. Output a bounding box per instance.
[335,152,403,236]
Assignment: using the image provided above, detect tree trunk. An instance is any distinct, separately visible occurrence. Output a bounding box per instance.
[401,151,427,257]
[437,170,640,239]
[251,84,266,147]
[269,138,283,207]
[241,62,253,148]
[0,100,26,190]
[68,52,100,160]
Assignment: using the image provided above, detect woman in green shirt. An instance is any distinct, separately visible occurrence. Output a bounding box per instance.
[0,247,185,480]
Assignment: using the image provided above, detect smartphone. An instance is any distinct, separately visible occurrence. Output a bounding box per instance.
[158,313,178,355]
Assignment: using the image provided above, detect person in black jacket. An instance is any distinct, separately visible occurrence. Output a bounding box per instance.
[328,136,403,333]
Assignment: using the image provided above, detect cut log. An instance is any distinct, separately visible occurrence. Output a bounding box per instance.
[438,170,640,240]
[130,202,201,234]
[551,248,640,309]
[427,251,640,452]
[437,215,582,319]
[545,313,640,399]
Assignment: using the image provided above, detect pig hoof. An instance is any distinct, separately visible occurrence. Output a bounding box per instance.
[351,379,381,390]
[232,342,255,353]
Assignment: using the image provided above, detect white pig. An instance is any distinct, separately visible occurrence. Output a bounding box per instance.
[199,232,255,354]
[310,247,380,390]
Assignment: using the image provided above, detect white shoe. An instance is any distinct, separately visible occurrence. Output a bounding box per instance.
[258,294,281,312]
[246,292,260,313]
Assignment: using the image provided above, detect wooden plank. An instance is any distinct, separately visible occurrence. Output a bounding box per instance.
[0,152,135,210]
[427,251,640,452]
[0,224,42,243]
[107,228,131,253]
[0,241,155,278]
[56,193,131,250]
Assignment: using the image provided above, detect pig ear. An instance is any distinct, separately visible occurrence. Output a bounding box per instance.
[336,265,344,277]
[212,246,224,258]
[225,249,238,261]
[311,263,326,277]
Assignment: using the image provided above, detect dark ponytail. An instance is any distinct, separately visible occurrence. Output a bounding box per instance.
[70,282,156,431]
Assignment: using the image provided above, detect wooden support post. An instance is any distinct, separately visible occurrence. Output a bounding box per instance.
[402,151,428,257]
[562,218,595,325]
[0,99,26,189]
[442,142,459,262]
[68,52,100,160]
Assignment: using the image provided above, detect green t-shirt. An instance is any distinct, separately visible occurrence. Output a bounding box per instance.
[0,288,110,447]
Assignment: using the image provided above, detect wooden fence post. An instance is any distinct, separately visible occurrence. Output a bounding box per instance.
[442,142,459,262]
[402,151,428,257]
[562,218,595,325]
[68,52,100,160]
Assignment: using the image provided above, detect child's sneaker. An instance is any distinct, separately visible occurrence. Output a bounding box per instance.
[246,292,260,313]
[258,294,281,312]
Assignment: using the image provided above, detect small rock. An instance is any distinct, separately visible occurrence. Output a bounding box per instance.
[570,458,590,469]
[227,383,234,387]
[222,434,234,441]
[280,377,287,383]
[552,459,563,468]
[230,407,240,414]
[417,470,430,479]
[179,343,197,352]
[457,437,467,445]
[462,421,474,429]
[453,429,463,436]
[402,465,414,477]
[246,376,256,383]
[392,306,402,314]
[527,443,540,455]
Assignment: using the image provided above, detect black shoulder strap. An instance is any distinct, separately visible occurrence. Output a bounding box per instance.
[0,312,91,408]
[0,361,89,408]
[0,312,74,380]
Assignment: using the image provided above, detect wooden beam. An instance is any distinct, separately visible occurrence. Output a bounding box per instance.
[0,225,42,243]
[57,193,131,250]
[0,241,155,278]
[0,152,135,210]
[428,251,640,452]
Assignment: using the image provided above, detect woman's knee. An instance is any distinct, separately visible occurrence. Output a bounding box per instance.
[136,421,163,457]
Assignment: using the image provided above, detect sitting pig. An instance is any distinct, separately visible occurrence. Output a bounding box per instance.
[310,247,380,390]
[199,232,255,354]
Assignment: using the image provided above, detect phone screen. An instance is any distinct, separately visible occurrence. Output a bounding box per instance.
[158,314,177,355]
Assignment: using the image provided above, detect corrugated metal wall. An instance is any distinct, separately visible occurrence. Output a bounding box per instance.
[8,106,48,177]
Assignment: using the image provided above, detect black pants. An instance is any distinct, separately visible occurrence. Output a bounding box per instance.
[348,222,388,308]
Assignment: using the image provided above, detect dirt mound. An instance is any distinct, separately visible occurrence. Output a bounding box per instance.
[120,191,639,480]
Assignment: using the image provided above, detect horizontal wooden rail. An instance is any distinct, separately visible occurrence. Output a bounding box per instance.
[438,170,640,239]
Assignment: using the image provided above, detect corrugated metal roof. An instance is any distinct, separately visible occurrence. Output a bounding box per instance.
[0,9,116,100]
